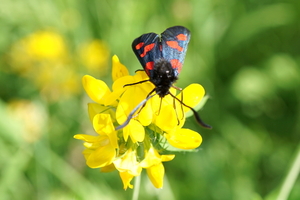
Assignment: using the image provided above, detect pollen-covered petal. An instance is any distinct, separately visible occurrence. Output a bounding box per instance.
[86,144,116,168]
[112,55,129,82]
[165,128,202,149]
[123,120,145,143]
[155,105,178,132]
[82,75,111,105]
[177,83,205,112]
[119,171,134,190]
[146,163,164,189]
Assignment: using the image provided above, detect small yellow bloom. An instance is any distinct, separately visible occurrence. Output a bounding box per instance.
[140,147,175,188]
[79,40,110,74]
[74,114,118,168]
[113,148,142,176]
[75,55,208,189]
[26,31,67,60]
[8,30,81,101]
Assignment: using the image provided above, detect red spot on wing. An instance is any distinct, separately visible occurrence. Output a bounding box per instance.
[166,41,183,52]
[140,43,155,57]
[145,61,154,75]
[176,34,188,41]
[170,59,182,73]
[135,42,144,50]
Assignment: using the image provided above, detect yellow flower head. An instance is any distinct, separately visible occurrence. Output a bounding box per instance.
[74,55,208,189]
[79,40,110,74]
[8,30,81,101]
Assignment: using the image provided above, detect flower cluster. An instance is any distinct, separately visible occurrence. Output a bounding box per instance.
[74,55,205,189]
[7,30,110,101]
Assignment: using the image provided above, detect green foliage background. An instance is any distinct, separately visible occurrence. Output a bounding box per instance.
[0,0,299,199]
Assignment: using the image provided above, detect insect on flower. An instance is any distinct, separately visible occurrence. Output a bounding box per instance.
[116,26,211,130]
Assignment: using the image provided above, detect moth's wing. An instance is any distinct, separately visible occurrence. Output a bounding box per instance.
[132,33,162,76]
[161,26,190,75]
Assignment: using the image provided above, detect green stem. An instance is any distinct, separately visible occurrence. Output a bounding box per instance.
[276,144,300,200]
[132,175,141,200]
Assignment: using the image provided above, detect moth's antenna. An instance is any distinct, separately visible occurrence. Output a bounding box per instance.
[115,90,156,130]
[168,93,212,129]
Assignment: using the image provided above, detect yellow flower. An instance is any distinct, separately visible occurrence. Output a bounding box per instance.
[8,30,81,101]
[79,40,110,74]
[141,146,175,188]
[8,31,67,73]
[26,31,66,60]
[74,113,118,168]
[74,55,208,189]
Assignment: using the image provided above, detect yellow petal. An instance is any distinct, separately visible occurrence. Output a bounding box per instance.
[88,103,114,124]
[177,84,205,112]
[140,147,161,168]
[83,140,101,149]
[86,144,116,168]
[155,105,178,132]
[150,94,173,114]
[135,70,149,80]
[82,75,111,105]
[93,114,118,148]
[165,128,202,149]
[112,55,129,82]
[113,149,142,176]
[146,163,164,189]
[119,171,134,190]
[161,154,175,162]
[116,85,148,126]
[116,88,134,124]
[73,134,98,142]
[82,149,93,160]
[123,120,145,143]
[93,114,114,135]
[104,89,123,106]
[112,75,134,92]
[101,163,116,172]
[137,100,153,126]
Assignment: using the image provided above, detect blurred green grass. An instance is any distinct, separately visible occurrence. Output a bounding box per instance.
[0,0,300,199]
